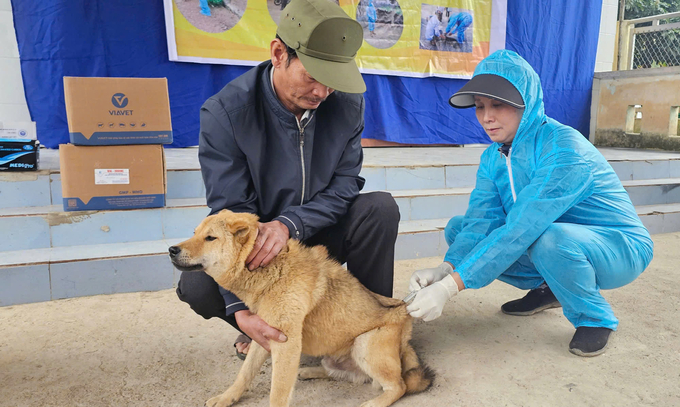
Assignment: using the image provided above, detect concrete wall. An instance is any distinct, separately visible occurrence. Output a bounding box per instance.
[595,0,619,72]
[0,0,30,122]
[591,67,680,150]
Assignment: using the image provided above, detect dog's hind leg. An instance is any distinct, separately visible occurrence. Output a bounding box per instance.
[205,342,269,407]
[351,326,406,407]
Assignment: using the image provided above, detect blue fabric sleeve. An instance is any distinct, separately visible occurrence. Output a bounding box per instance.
[219,286,248,315]
[444,150,507,267]
[454,130,596,289]
[446,16,456,33]
[277,98,365,241]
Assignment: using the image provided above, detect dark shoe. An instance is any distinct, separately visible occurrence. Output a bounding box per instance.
[501,283,561,316]
[234,333,251,360]
[569,327,613,357]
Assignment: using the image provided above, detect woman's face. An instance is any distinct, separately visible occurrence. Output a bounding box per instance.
[474,96,523,145]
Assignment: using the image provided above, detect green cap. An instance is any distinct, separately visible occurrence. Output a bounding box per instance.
[276,0,366,93]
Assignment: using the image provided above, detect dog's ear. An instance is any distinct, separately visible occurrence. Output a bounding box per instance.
[228,220,253,245]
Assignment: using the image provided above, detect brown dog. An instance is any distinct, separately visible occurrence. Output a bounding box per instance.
[169,210,433,407]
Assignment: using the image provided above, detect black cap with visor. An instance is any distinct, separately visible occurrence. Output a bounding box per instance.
[449,74,525,109]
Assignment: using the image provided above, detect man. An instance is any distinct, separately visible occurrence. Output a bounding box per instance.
[405,50,653,357]
[177,0,400,359]
[424,7,445,47]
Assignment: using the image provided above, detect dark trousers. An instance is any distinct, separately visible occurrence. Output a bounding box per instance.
[176,191,400,333]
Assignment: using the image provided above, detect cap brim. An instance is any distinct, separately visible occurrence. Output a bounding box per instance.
[297,52,366,94]
[449,74,525,109]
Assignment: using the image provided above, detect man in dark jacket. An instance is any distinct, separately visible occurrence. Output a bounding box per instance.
[177,0,400,358]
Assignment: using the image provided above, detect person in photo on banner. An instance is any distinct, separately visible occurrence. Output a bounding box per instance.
[445,11,472,44]
[425,7,445,46]
[177,0,400,360]
[367,0,377,37]
[405,50,653,357]
[199,0,211,16]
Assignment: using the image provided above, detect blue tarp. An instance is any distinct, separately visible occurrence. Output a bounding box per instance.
[11,0,602,148]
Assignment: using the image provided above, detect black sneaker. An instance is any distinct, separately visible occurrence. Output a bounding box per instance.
[501,283,561,316]
[569,327,613,357]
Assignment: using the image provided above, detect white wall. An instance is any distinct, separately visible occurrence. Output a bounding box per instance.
[0,0,30,122]
[595,0,620,72]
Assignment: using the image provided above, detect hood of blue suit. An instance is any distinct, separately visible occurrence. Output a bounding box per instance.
[472,50,548,146]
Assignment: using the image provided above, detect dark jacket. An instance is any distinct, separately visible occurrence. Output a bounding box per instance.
[198,61,366,314]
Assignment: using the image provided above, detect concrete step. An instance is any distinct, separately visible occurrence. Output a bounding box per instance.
[4,179,680,253]
[636,203,680,235]
[5,147,680,208]
[0,219,449,306]
[622,178,680,206]
[3,200,679,307]
[0,188,471,252]
[0,198,210,252]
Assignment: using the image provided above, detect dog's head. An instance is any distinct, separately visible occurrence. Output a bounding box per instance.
[168,210,259,283]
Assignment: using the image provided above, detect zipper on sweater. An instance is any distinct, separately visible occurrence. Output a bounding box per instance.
[297,117,310,205]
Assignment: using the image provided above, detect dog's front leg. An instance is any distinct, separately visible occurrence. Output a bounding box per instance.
[205,341,269,407]
[269,333,302,407]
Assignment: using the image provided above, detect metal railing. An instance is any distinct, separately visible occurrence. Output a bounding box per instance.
[619,11,680,70]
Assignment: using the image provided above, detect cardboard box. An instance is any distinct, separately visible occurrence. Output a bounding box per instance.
[59,144,166,211]
[63,77,173,146]
[0,140,39,171]
[0,121,37,141]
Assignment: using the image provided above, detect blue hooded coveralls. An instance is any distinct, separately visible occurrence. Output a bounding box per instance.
[446,12,472,44]
[200,0,211,16]
[367,1,377,33]
[444,50,654,331]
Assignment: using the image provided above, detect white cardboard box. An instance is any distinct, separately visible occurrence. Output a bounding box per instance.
[0,121,37,141]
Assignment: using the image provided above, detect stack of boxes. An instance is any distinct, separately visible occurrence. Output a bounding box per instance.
[0,121,39,171]
[60,77,172,211]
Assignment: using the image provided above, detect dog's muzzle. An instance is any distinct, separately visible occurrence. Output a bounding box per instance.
[168,246,204,272]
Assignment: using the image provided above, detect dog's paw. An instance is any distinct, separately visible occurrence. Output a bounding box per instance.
[205,395,237,407]
[298,366,329,381]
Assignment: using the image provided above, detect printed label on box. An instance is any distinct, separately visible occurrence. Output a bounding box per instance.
[94,169,130,185]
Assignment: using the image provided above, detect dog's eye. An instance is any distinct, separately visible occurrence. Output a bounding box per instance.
[205,236,217,242]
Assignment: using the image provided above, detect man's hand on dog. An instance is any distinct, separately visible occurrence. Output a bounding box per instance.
[246,220,289,270]
[234,310,287,352]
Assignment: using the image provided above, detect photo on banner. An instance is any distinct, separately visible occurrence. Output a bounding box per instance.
[163,0,506,78]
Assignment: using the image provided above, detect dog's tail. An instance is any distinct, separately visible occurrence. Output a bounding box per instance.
[401,343,435,393]
[400,326,435,393]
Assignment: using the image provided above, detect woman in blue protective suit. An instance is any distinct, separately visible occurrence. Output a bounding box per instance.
[406,50,654,357]
[367,0,377,37]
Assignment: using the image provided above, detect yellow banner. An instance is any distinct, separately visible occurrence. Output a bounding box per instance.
[163,0,506,78]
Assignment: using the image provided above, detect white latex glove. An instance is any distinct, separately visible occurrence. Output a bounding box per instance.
[406,274,459,322]
[409,262,454,292]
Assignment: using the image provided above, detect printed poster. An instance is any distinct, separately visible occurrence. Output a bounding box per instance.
[163,0,506,78]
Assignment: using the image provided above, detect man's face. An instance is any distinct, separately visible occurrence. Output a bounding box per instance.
[271,40,334,115]
[474,96,524,145]
[279,57,334,111]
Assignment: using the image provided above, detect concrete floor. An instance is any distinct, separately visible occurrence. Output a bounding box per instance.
[1,233,679,407]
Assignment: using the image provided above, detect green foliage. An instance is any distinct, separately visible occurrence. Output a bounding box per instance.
[624,0,680,19]
[623,0,680,68]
